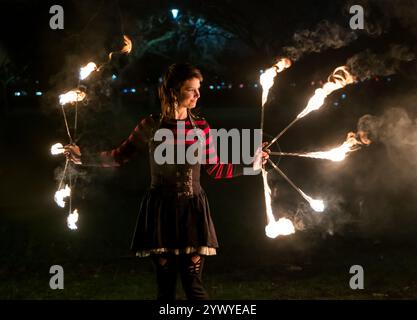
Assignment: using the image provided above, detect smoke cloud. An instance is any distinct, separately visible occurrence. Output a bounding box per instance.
[358,107,417,174]
[283,21,358,61]
[347,45,416,81]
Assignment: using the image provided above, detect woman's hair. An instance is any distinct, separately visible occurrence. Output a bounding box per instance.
[158,63,203,118]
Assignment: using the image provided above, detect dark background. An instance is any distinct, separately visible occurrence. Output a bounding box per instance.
[1,0,417,299]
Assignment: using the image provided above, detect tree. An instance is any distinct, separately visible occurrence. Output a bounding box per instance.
[132,9,237,74]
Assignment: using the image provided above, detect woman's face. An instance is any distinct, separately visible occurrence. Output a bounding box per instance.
[177,77,201,109]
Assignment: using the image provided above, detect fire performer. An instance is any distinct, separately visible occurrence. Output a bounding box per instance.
[64,63,269,300]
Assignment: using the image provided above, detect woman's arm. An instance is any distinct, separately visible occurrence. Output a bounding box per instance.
[65,116,155,167]
[201,120,269,179]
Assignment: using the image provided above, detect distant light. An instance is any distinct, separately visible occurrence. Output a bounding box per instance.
[171,9,179,19]
[14,92,21,97]
[122,88,129,94]
[260,70,264,74]
[253,84,258,88]
[111,74,117,80]
[130,88,136,93]
[228,84,232,89]
[221,82,225,86]
[341,93,347,99]
[35,91,42,96]
[333,102,339,107]
[387,77,391,82]
[209,85,214,90]
[216,85,221,90]
[158,77,163,83]
[239,84,244,88]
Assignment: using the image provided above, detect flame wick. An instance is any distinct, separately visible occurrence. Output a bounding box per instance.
[262,169,295,238]
[265,218,295,238]
[54,184,71,208]
[260,58,292,107]
[79,62,97,80]
[59,90,86,106]
[297,66,354,119]
[269,132,366,162]
[67,209,79,230]
[51,143,64,155]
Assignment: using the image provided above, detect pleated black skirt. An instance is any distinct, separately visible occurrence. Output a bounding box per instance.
[130,187,218,257]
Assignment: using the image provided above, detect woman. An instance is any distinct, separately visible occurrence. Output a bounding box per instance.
[65,63,269,300]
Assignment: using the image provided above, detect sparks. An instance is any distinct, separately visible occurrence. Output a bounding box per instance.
[54,184,71,208]
[260,58,292,107]
[59,90,86,106]
[79,62,97,80]
[51,143,64,155]
[67,209,79,230]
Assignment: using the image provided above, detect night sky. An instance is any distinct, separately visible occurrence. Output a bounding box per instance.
[1,0,417,301]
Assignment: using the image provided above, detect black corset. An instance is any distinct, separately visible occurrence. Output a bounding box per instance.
[148,115,203,198]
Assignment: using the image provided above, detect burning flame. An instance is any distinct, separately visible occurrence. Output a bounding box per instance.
[54,184,71,208]
[262,169,295,238]
[67,209,79,230]
[304,132,365,161]
[80,62,97,80]
[109,35,133,60]
[262,169,274,220]
[300,191,325,212]
[260,58,292,106]
[297,66,354,119]
[121,35,132,54]
[265,218,296,238]
[51,143,64,155]
[59,90,86,106]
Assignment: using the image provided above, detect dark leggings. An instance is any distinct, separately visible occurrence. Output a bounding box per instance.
[151,253,209,300]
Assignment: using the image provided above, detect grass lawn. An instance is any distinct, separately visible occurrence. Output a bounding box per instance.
[2,235,417,300]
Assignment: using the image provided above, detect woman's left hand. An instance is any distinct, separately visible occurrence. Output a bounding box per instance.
[261,142,270,165]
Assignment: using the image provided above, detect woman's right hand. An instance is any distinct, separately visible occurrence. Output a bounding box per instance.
[64,144,82,165]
